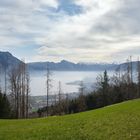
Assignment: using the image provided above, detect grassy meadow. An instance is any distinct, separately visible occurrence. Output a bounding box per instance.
[0,99,140,140]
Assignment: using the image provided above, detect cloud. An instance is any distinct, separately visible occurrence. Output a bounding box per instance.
[0,0,58,9]
[0,0,140,62]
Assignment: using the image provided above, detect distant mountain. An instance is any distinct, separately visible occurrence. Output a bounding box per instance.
[1,51,139,72]
[0,51,22,70]
[28,60,118,71]
[119,61,139,70]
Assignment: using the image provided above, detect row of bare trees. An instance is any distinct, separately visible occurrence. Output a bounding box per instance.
[45,65,63,116]
[37,64,69,117]
[4,61,30,119]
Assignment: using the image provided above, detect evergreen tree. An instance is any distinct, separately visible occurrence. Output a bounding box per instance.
[0,91,11,118]
[77,81,86,112]
[101,70,109,106]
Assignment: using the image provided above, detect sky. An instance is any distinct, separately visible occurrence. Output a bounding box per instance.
[0,0,140,63]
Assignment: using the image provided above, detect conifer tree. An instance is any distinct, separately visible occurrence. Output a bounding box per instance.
[0,91,11,118]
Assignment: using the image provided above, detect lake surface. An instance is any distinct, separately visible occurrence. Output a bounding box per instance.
[30,71,114,96]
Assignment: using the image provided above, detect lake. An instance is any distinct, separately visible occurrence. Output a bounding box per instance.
[30,71,114,96]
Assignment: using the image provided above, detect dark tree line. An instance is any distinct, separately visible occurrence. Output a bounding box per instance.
[37,58,140,117]
[0,90,11,118]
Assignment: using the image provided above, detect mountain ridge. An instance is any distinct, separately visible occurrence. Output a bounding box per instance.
[27,59,118,71]
[0,51,138,71]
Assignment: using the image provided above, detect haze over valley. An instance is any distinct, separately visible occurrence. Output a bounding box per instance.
[0,1,140,139]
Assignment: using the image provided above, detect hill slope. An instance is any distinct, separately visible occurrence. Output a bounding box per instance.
[0,99,140,140]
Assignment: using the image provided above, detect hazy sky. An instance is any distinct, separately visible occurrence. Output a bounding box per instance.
[0,0,140,63]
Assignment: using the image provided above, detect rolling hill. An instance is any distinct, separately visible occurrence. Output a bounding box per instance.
[0,99,140,140]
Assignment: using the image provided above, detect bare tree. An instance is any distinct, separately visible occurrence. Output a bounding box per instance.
[58,81,63,115]
[25,71,30,118]
[9,61,30,119]
[115,64,121,84]
[126,58,131,85]
[65,93,69,114]
[46,64,52,116]
[58,81,62,104]
[20,61,26,118]
[79,81,85,96]
[0,64,2,91]
[137,57,140,97]
[4,65,7,94]
[129,56,133,83]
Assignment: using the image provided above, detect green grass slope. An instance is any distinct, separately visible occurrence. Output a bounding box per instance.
[0,99,140,140]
